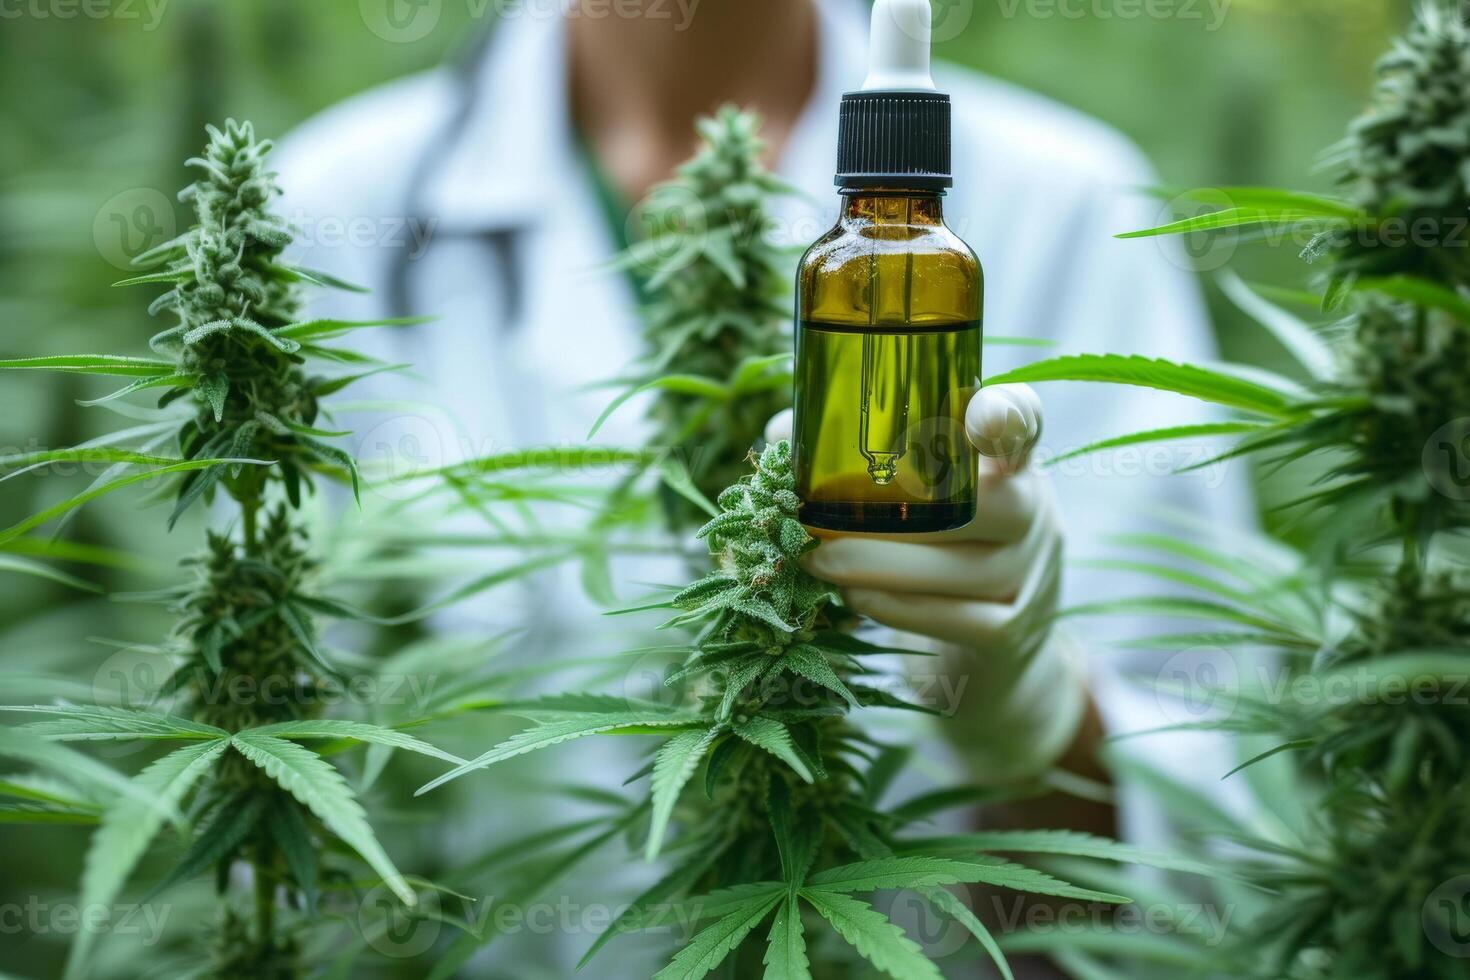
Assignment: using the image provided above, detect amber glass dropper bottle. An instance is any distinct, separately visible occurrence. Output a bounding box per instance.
[793,0,983,533]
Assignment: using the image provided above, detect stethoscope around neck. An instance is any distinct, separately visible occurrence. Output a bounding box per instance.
[386,19,524,325]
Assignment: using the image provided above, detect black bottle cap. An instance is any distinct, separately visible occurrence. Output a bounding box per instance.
[834,90,952,190]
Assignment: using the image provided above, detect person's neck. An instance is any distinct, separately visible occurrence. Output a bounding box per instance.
[568,0,818,204]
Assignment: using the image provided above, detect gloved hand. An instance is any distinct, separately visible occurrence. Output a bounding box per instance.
[766,384,1087,785]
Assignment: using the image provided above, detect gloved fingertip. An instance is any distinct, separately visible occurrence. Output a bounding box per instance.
[967,384,1042,465]
[764,408,794,445]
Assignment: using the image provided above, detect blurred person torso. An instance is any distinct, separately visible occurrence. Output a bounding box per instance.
[276,1,1255,974]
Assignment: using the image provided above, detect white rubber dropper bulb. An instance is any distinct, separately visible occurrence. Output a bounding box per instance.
[861,0,938,92]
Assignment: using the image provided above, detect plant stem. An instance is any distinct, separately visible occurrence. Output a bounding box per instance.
[254,859,274,946]
[242,502,259,557]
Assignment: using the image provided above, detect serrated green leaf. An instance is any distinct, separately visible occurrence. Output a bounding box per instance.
[0,554,100,592]
[0,803,100,824]
[281,265,370,293]
[112,269,190,287]
[892,854,1130,904]
[0,354,174,377]
[199,372,228,421]
[1047,422,1271,466]
[646,726,719,860]
[276,601,334,673]
[588,375,730,439]
[1149,186,1359,218]
[140,794,264,902]
[782,645,860,709]
[1117,205,1343,240]
[1216,270,1336,379]
[800,889,941,980]
[76,372,195,407]
[984,355,1300,418]
[0,728,168,816]
[763,898,811,980]
[416,712,702,795]
[898,830,1221,880]
[654,891,783,980]
[275,316,431,340]
[230,732,415,906]
[242,720,465,766]
[0,448,187,472]
[1,457,269,544]
[796,856,941,893]
[734,716,813,783]
[310,363,410,398]
[65,739,228,980]
[1356,274,1470,324]
[9,705,227,741]
[268,798,319,913]
[578,846,722,968]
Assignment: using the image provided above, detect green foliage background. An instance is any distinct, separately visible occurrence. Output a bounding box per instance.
[0,0,1419,975]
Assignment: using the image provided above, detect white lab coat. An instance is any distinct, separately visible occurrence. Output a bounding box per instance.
[276,0,1257,972]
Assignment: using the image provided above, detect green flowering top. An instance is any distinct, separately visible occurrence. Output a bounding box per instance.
[1333,2,1470,282]
[1326,298,1470,531]
[143,119,297,336]
[168,507,325,730]
[1347,2,1470,212]
[607,106,795,520]
[643,107,790,379]
[118,120,368,520]
[673,441,835,650]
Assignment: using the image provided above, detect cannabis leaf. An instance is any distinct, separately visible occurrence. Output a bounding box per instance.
[66,739,229,979]
[646,726,719,860]
[801,890,941,980]
[984,354,1303,418]
[230,732,416,905]
[653,890,784,980]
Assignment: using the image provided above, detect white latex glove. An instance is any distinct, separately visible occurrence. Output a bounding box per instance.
[767,384,1087,785]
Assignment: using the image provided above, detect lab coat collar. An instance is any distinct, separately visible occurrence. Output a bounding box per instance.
[420,0,868,233]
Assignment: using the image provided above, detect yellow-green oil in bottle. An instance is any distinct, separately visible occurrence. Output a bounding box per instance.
[793,191,982,533]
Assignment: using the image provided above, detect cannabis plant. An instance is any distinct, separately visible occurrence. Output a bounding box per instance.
[594,106,795,520]
[0,120,462,978]
[410,107,1221,980]
[985,4,1470,976]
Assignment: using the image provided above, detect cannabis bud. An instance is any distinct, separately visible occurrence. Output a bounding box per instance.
[130,119,357,517]
[673,441,835,650]
[1332,1,1470,282]
[626,107,794,515]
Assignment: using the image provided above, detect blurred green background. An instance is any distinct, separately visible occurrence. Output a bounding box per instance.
[0,0,1412,974]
